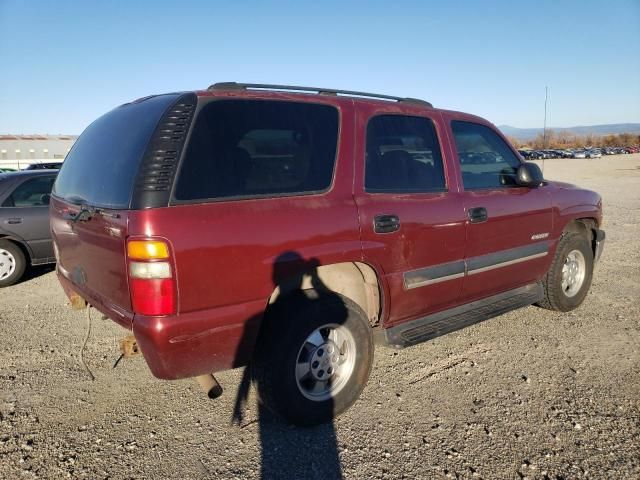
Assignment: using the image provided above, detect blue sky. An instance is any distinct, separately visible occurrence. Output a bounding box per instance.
[1,0,638,134]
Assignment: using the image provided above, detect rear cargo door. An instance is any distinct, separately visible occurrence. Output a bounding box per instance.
[50,94,183,323]
[51,199,131,315]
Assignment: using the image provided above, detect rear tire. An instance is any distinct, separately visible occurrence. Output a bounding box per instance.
[0,240,27,287]
[252,291,374,426]
[539,232,593,311]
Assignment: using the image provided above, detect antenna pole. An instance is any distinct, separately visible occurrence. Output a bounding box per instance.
[543,86,548,149]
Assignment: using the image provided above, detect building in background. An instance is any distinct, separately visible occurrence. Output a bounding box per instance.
[0,135,77,170]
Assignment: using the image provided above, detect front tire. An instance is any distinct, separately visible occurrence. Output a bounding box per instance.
[0,240,26,287]
[539,232,594,311]
[252,291,374,426]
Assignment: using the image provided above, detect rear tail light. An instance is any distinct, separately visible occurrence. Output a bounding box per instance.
[127,239,175,316]
[127,240,169,260]
[129,261,171,279]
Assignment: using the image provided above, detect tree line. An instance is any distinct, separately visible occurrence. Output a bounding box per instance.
[507,130,640,149]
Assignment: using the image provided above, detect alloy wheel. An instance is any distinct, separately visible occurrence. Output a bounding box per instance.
[294,323,357,402]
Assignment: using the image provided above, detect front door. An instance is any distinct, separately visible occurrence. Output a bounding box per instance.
[354,108,466,327]
[444,116,553,302]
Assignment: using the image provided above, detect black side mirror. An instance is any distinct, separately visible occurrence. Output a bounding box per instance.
[516,163,544,187]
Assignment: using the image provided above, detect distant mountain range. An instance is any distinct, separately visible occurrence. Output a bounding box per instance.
[499,123,640,141]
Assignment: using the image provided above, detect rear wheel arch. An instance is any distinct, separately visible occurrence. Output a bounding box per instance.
[267,261,383,327]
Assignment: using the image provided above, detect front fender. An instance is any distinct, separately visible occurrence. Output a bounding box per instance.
[549,183,602,235]
[557,203,602,223]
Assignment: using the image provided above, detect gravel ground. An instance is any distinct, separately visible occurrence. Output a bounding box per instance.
[1,154,639,480]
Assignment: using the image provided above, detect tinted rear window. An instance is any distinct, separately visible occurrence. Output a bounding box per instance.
[174,100,339,202]
[53,94,179,208]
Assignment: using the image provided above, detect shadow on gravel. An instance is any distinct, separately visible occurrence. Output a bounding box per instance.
[21,263,56,283]
[232,251,344,479]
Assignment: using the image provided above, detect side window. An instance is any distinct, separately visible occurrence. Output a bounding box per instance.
[174,100,339,201]
[365,115,446,193]
[451,121,522,189]
[2,176,56,207]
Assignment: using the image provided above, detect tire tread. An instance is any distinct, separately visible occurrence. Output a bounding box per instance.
[538,232,593,311]
[252,291,373,426]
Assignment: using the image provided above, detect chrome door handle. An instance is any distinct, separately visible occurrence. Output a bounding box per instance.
[467,207,488,223]
[374,214,400,233]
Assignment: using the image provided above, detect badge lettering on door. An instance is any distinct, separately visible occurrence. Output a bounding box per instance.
[531,232,549,240]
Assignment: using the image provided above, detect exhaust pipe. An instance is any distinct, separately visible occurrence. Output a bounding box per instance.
[195,374,223,399]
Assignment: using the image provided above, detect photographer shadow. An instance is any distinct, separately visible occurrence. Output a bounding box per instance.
[232,251,345,480]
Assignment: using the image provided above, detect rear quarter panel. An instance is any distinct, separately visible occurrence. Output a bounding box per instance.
[129,99,365,378]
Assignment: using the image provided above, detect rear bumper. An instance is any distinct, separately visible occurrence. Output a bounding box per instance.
[594,229,605,263]
[58,270,265,380]
[132,299,265,380]
[57,270,134,329]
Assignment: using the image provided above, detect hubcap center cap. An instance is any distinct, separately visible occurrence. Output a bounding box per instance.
[295,323,357,402]
[309,340,340,381]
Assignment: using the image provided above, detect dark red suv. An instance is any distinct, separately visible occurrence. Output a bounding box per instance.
[50,83,605,425]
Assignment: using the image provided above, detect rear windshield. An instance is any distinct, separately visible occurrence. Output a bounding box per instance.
[53,94,179,209]
[173,100,339,202]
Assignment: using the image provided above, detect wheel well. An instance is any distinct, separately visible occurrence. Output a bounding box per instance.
[563,218,597,255]
[268,261,382,327]
[0,235,30,264]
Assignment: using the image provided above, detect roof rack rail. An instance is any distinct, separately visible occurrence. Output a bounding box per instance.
[207,82,433,108]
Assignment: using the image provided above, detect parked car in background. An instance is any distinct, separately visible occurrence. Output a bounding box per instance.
[25,162,64,170]
[0,170,58,286]
[0,168,18,173]
[50,82,604,426]
[515,147,635,159]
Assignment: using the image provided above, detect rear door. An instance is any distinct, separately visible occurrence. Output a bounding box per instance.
[1,174,56,262]
[444,115,553,302]
[354,106,466,327]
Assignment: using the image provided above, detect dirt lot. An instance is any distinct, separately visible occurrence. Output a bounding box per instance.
[1,154,639,479]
